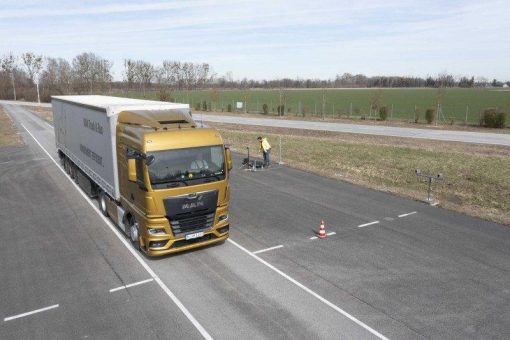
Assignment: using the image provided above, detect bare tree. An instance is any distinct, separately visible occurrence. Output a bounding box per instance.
[21,52,43,84]
[197,63,212,89]
[41,57,74,98]
[40,57,58,97]
[1,53,17,100]
[72,52,113,94]
[161,60,186,90]
[96,58,113,92]
[123,59,136,93]
[21,52,44,102]
[133,60,154,97]
[72,53,94,93]
[182,62,197,90]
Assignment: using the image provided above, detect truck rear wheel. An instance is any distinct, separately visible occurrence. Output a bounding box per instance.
[70,163,76,180]
[98,191,109,217]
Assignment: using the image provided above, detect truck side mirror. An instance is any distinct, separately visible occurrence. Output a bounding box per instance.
[225,147,232,171]
[128,159,137,182]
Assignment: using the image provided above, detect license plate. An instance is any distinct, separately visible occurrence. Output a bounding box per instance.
[185,231,204,240]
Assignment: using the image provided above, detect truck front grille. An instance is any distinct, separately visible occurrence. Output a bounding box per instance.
[170,212,215,235]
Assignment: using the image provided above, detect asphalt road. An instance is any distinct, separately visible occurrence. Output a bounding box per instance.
[1,104,509,339]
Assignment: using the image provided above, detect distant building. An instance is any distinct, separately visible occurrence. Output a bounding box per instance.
[503,84,509,88]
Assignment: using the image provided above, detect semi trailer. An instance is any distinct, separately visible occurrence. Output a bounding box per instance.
[52,95,232,256]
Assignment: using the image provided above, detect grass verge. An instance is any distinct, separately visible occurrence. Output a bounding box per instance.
[0,106,22,146]
[216,125,510,226]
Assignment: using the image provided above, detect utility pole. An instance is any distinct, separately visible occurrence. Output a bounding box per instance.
[11,72,16,100]
[321,89,326,120]
[35,76,40,104]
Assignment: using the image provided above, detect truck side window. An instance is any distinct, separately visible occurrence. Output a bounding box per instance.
[135,158,144,183]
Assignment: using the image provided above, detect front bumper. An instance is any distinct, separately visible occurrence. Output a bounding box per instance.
[142,225,229,257]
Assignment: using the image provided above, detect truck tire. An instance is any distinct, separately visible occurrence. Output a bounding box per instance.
[74,167,79,184]
[70,163,76,180]
[65,159,71,175]
[98,191,109,217]
[129,218,141,251]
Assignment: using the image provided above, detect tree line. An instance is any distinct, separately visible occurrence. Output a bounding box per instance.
[1,51,508,102]
[0,52,212,102]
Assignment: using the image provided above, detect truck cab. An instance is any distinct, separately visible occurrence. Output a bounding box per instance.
[108,109,232,256]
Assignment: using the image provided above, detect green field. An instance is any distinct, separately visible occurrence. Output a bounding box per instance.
[114,88,510,124]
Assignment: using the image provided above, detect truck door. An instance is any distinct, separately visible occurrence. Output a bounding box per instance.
[119,145,147,218]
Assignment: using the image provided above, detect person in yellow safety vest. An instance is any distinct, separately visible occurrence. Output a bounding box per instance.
[257,136,271,168]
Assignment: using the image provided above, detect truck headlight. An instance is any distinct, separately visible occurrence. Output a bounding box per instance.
[218,214,229,222]
[147,228,166,235]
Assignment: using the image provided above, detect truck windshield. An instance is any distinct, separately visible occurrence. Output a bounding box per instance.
[147,145,225,188]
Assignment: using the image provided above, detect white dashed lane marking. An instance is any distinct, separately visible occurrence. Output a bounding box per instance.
[357,221,380,228]
[109,278,154,293]
[4,304,59,322]
[398,211,417,218]
[253,245,284,254]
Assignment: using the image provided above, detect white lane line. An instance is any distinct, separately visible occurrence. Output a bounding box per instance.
[20,123,213,340]
[44,121,53,129]
[4,304,59,322]
[253,245,283,254]
[398,211,417,218]
[310,236,318,240]
[357,221,380,228]
[227,239,388,340]
[110,278,154,293]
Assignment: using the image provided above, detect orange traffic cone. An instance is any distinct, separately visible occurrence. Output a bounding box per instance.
[318,219,326,238]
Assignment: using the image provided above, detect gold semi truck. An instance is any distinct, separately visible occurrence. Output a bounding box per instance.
[52,95,231,256]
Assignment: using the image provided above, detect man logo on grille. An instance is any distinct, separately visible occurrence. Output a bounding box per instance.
[182,197,204,210]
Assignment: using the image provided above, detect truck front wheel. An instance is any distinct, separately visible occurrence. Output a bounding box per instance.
[129,218,141,251]
[98,191,109,217]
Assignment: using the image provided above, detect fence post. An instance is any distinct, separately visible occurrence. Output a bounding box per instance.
[465,105,469,126]
[314,102,317,116]
[278,135,284,165]
[436,103,440,126]
[349,102,352,117]
[391,104,393,120]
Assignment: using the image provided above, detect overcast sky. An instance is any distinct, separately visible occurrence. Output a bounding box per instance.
[1,0,509,81]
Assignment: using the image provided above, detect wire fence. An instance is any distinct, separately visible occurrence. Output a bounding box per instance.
[182,99,508,126]
[118,89,510,127]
